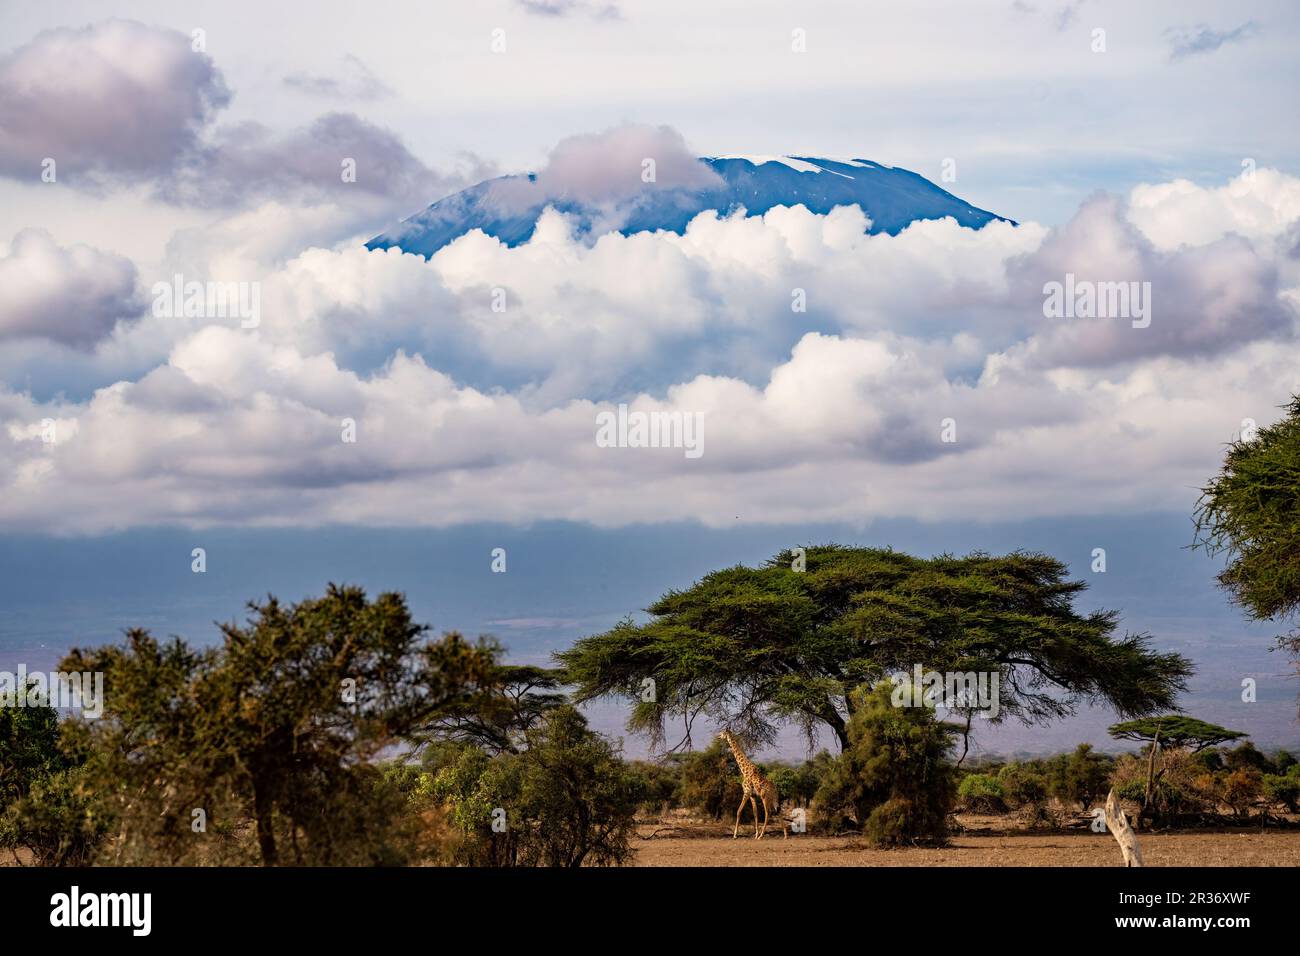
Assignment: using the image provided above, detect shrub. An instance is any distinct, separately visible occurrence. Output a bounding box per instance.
[1224,742,1273,773]
[1263,773,1300,812]
[813,682,955,846]
[677,740,744,820]
[629,760,680,815]
[957,774,1007,813]
[433,706,644,867]
[1116,779,1147,803]
[1220,768,1264,818]
[0,705,108,866]
[0,766,107,867]
[996,763,1048,809]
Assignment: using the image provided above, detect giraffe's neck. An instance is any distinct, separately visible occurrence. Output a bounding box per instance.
[722,733,755,774]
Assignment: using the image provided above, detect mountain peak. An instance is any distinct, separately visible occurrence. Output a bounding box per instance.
[366,154,1014,258]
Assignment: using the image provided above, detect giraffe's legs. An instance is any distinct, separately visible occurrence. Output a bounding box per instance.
[757,796,769,839]
[733,793,749,839]
[750,795,760,838]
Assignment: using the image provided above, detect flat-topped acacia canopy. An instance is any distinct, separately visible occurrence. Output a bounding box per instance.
[557,545,1193,751]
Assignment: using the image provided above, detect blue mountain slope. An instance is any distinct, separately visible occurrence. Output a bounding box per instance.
[366,155,1015,258]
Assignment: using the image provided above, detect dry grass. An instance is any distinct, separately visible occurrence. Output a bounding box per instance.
[631,817,1300,867]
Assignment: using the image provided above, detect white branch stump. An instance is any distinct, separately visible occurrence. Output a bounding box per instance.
[1104,788,1143,867]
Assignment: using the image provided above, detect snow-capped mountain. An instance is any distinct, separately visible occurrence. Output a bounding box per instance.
[366,155,1014,257]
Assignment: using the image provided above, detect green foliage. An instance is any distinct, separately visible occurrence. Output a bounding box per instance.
[1116,779,1148,803]
[814,682,955,845]
[1108,715,1247,753]
[628,760,681,813]
[1223,741,1272,772]
[996,763,1049,809]
[956,774,1006,813]
[1109,751,1215,820]
[415,641,566,754]
[433,707,644,867]
[1055,743,1111,810]
[1263,772,1300,812]
[0,766,107,867]
[0,706,107,866]
[1194,396,1300,661]
[558,545,1191,751]
[62,585,495,865]
[0,705,66,807]
[1194,749,1225,772]
[676,740,744,820]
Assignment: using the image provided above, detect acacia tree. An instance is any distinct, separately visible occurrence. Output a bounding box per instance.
[557,546,1192,751]
[1108,715,1248,754]
[1194,396,1300,680]
[1109,715,1247,824]
[64,585,495,865]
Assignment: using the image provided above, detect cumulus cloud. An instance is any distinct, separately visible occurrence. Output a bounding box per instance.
[487,124,723,217]
[159,112,471,208]
[0,20,475,209]
[0,229,141,348]
[0,19,229,185]
[1006,193,1292,367]
[1,169,1298,533]
[1128,169,1300,249]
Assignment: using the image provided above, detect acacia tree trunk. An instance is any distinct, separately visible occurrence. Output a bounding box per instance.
[253,782,278,866]
[1141,728,1161,827]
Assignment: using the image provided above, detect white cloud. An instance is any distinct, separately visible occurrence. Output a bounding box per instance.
[0,20,229,185]
[1,170,1298,533]
[1128,168,1300,249]
[0,229,141,348]
[0,20,485,209]
[486,124,723,217]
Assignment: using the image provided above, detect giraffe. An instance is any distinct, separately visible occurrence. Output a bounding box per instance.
[718,729,787,839]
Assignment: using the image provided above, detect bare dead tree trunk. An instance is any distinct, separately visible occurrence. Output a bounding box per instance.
[1104,788,1143,867]
[1141,728,1161,828]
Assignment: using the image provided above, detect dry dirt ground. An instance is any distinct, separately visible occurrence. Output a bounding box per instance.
[632,821,1300,867]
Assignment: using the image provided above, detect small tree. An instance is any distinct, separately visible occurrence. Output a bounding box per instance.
[1223,741,1273,772]
[1055,743,1111,810]
[1263,771,1300,813]
[956,774,1006,813]
[814,681,956,845]
[63,585,494,865]
[1109,716,1247,824]
[0,705,105,866]
[433,707,644,867]
[1220,768,1264,818]
[997,762,1049,810]
[1108,716,1247,753]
